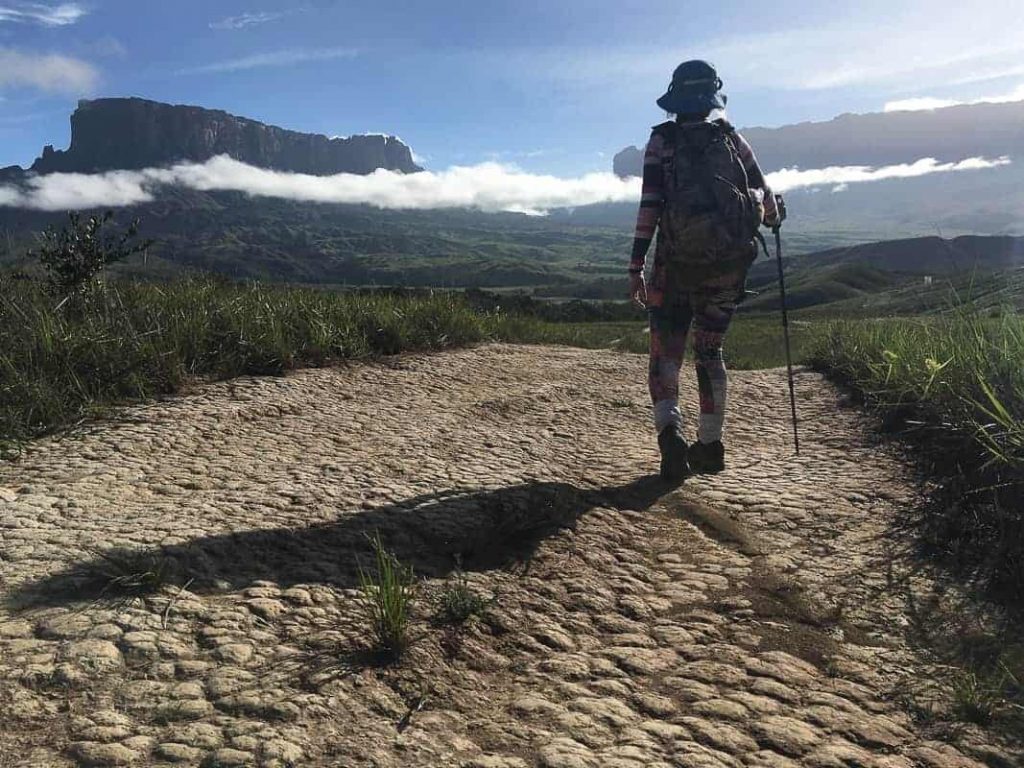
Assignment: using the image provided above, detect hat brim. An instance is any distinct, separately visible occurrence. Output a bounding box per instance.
[656,90,726,114]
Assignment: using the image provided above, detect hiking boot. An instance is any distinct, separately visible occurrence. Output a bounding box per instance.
[689,440,725,474]
[658,425,690,483]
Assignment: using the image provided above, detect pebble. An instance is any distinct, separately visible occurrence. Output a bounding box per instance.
[203,748,255,767]
[68,742,139,766]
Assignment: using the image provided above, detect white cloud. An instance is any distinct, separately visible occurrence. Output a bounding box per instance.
[767,157,1012,193]
[0,186,23,206]
[0,169,160,209]
[0,48,98,93]
[0,2,86,26]
[0,158,638,214]
[178,47,358,75]
[882,97,961,113]
[0,155,1010,214]
[210,11,286,30]
[884,84,1024,112]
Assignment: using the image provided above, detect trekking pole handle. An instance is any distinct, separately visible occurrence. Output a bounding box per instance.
[773,193,788,231]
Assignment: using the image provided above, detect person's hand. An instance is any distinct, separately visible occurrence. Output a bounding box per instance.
[629,271,647,308]
[765,193,787,229]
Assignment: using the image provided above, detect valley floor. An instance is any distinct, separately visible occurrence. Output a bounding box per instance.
[0,345,1018,767]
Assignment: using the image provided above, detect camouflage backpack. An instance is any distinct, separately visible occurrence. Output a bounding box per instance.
[655,119,764,284]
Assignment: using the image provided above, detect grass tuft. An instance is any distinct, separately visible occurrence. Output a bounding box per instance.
[950,666,1017,725]
[86,546,177,600]
[357,533,416,660]
[432,568,495,625]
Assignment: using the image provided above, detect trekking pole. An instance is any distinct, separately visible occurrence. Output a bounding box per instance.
[772,194,800,455]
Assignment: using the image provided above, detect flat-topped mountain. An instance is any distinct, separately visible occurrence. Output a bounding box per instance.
[10,97,422,177]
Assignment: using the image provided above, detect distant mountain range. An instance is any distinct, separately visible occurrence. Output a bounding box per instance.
[0,98,421,180]
[609,101,1024,241]
[613,100,1024,177]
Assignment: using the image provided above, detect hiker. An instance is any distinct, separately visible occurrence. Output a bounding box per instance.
[628,60,780,482]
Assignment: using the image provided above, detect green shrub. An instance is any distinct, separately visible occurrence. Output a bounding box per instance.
[30,211,151,297]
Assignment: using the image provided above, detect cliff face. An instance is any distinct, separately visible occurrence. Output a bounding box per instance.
[28,98,422,176]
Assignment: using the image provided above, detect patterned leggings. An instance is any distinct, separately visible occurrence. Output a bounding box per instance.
[649,282,741,442]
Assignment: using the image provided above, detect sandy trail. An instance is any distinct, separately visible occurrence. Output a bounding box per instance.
[0,344,1016,767]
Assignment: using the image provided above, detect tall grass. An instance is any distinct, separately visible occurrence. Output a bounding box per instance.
[1,276,810,450]
[0,276,490,448]
[809,311,1024,596]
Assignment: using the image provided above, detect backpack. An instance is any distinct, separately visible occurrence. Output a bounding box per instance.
[655,119,764,284]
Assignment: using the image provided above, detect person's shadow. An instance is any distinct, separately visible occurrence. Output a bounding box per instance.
[9,475,673,610]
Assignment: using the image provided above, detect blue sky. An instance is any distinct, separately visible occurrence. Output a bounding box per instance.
[2,0,1024,175]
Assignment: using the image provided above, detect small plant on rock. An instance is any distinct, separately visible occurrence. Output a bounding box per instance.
[432,565,495,625]
[951,667,1009,725]
[358,533,416,660]
[88,546,176,599]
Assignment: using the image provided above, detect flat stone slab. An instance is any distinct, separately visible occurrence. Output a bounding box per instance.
[0,345,1016,766]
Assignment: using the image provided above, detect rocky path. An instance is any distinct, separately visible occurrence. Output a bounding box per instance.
[0,345,1017,767]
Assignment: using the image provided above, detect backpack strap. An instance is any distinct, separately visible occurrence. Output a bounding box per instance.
[755,230,770,260]
[712,117,736,133]
[710,118,754,195]
[651,120,677,148]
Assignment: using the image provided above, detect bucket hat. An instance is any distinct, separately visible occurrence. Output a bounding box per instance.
[656,60,726,114]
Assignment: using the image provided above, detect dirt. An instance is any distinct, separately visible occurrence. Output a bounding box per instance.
[0,344,1020,767]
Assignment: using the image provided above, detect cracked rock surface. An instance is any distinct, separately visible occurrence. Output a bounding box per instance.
[0,345,1018,767]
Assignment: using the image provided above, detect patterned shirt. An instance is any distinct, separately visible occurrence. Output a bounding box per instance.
[629,120,777,288]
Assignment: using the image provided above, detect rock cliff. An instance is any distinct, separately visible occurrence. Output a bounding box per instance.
[24,97,422,176]
[613,146,644,179]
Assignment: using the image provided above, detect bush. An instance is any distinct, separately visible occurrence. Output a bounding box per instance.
[30,211,151,297]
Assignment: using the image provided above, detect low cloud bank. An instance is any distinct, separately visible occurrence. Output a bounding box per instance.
[0,155,1012,214]
[768,156,1011,193]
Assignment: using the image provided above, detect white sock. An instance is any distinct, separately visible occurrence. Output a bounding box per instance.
[654,399,682,433]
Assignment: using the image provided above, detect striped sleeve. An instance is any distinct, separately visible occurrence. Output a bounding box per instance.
[629,131,666,270]
[734,131,778,221]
